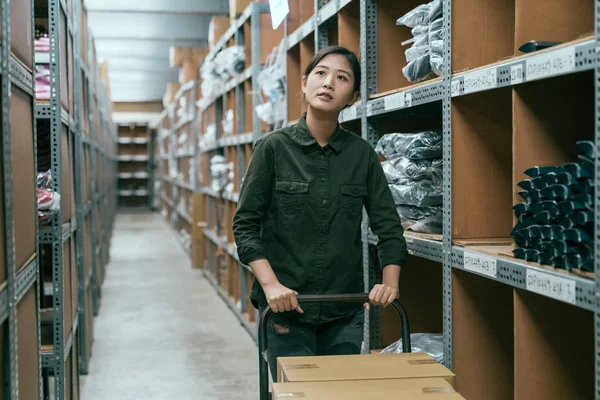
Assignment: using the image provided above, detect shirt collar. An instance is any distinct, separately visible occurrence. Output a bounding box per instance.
[292,113,346,153]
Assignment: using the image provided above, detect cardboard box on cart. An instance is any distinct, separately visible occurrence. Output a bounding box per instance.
[276,353,455,386]
[272,377,465,400]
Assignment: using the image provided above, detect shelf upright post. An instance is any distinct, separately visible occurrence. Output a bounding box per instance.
[251,3,263,142]
[72,0,89,375]
[315,0,329,51]
[594,0,600,395]
[1,0,18,395]
[442,0,453,370]
[88,33,99,317]
[359,0,381,351]
[31,0,44,394]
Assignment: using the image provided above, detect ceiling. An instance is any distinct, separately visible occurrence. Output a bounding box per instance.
[84,0,229,103]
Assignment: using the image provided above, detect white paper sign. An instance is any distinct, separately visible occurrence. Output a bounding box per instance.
[463,69,497,94]
[526,47,575,81]
[464,251,498,278]
[366,103,373,116]
[526,269,576,304]
[405,92,413,107]
[269,0,289,29]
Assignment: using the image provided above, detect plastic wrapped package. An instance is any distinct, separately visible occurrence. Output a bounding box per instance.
[35,35,49,52]
[210,155,233,193]
[430,40,444,76]
[200,124,217,148]
[397,205,443,234]
[428,0,442,21]
[375,131,443,160]
[178,132,188,145]
[382,157,443,185]
[222,109,234,136]
[35,64,50,101]
[381,333,443,363]
[37,171,61,222]
[390,179,443,207]
[256,102,275,125]
[396,4,431,28]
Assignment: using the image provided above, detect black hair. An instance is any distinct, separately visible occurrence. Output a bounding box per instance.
[303,46,361,94]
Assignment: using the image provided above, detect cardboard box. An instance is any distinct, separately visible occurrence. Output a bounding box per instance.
[209,16,231,49]
[272,378,465,400]
[277,353,455,386]
[229,0,268,21]
[169,47,193,68]
[18,287,40,400]
[179,58,200,84]
[163,82,182,107]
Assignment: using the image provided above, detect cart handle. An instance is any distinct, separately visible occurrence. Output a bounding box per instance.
[258,293,411,400]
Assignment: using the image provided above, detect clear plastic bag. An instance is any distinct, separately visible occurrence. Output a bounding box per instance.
[210,155,233,193]
[389,179,443,207]
[381,333,444,363]
[37,171,61,222]
[403,53,434,82]
[396,205,443,234]
[222,109,234,136]
[428,0,443,21]
[382,157,443,185]
[396,4,431,28]
[376,131,443,160]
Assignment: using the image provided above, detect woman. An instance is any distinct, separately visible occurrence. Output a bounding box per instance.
[232,46,408,379]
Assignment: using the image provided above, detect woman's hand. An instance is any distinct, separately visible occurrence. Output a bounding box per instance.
[364,284,399,311]
[263,282,304,314]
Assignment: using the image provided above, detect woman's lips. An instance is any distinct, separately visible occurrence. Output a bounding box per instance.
[317,92,333,101]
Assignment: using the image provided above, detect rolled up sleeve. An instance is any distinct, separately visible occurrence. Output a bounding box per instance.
[233,137,274,265]
[364,148,409,268]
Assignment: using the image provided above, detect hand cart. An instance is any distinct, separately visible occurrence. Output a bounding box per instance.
[258,293,412,400]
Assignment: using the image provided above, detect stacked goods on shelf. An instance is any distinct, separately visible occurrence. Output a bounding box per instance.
[396,0,443,82]
[255,44,287,129]
[511,140,594,273]
[118,123,150,208]
[375,131,443,234]
[209,16,232,50]
[170,46,210,85]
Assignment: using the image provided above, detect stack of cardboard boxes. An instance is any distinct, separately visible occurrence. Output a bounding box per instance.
[273,353,465,399]
[163,47,210,107]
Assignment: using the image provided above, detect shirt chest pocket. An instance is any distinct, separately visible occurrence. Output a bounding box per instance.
[274,179,309,215]
[340,184,368,218]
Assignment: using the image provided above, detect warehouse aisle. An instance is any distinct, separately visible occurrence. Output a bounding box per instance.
[80,212,258,400]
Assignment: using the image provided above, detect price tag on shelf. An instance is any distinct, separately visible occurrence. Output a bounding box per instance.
[526,269,576,304]
[510,64,524,85]
[463,251,498,278]
[366,103,373,116]
[526,47,576,81]
[463,68,497,94]
[268,0,289,29]
[384,93,405,111]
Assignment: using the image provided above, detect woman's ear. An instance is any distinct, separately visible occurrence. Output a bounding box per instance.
[301,75,307,94]
[347,91,359,106]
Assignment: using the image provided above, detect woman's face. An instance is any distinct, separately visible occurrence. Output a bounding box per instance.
[302,54,358,114]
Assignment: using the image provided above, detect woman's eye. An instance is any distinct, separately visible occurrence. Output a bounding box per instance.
[316,71,325,76]
[337,75,347,81]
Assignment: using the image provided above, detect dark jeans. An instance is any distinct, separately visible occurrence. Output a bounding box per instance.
[259,308,365,382]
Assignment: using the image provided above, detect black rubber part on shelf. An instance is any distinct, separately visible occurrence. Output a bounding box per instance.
[518,40,562,53]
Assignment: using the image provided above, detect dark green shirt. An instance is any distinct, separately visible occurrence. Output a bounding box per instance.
[232,115,408,324]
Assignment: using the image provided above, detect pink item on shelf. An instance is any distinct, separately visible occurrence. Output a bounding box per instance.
[35,64,50,101]
[35,35,50,52]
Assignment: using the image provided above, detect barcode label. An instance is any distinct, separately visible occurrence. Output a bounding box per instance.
[464,69,497,94]
[366,103,373,116]
[526,269,576,304]
[526,47,575,81]
[464,251,498,278]
[405,92,413,107]
[511,64,524,85]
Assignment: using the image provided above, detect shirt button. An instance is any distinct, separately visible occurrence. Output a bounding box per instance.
[320,177,325,182]
[319,245,324,250]
[322,199,327,205]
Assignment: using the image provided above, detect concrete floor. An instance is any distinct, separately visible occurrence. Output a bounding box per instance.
[80,212,258,400]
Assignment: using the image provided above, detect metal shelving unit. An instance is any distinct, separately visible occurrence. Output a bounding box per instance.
[158,0,600,396]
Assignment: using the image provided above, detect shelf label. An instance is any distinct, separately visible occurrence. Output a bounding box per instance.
[405,92,413,107]
[510,64,524,85]
[366,103,373,116]
[383,93,405,111]
[526,269,576,304]
[526,47,575,81]
[269,0,289,29]
[463,69,497,94]
[303,20,313,37]
[450,79,461,96]
[464,251,498,278]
